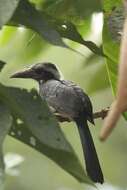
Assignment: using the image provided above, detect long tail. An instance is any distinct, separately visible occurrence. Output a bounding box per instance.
[75,118,104,183]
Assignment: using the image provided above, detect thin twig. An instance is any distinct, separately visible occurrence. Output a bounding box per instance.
[55,107,109,123]
[93,108,109,120]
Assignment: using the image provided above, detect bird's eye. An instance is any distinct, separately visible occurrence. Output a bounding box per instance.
[36,69,43,74]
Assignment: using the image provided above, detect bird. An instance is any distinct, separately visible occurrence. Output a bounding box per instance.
[11,62,104,183]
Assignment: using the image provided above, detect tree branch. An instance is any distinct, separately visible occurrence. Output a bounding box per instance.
[55,107,109,123]
[93,108,109,119]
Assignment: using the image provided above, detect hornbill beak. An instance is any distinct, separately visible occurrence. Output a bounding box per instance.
[10,68,34,79]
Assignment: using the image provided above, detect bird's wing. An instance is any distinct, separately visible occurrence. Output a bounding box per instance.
[60,80,94,123]
[40,79,93,122]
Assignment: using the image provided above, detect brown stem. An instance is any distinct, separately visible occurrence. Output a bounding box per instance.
[93,108,109,119]
[55,107,109,123]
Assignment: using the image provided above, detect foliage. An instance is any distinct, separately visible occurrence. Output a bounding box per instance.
[0,0,126,189]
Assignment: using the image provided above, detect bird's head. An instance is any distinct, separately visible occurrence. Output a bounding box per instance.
[11,62,61,82]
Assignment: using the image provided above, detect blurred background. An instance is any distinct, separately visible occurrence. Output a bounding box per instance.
[0,10,127,190]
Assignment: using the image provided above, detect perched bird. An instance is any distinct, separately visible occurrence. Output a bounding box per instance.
[11,62,104,183]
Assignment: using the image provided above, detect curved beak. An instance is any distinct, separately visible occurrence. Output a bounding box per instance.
[10,68,34,79]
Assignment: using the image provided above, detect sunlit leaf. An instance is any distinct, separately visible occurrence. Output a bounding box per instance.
[0,26,18,45]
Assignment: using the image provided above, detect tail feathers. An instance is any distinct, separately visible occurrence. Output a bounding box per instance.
[75,118,104,183]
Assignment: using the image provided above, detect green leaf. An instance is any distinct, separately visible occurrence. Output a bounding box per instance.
[0,102,12,183]
[8,0,103,55]
[0,84,93,184]
[103,1,127,120]
[0,85,70,151]
[10,118,92,184]
[11,0,67,48]
[0,60,6,72]
[52,20,104,56]
[0,0,20,28]
[39,0,102,22]
[103,0,121,12]
[102,0,121,94]
[73,0,102,17]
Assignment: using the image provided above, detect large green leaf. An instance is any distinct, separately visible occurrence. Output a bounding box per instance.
[0,83,93,184]
[0,0,20,28]
[7,0,103,55]
[52,20,104,56]
[102,1,127,119]
[9,118,92,184]
[11,0,67,48]
[102,0,122,93]
[38,0,102,22]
